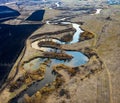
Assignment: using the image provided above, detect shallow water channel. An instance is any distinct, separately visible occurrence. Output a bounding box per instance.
[24,22,88,93]
[10,22,89,103]
[24,51,88,71]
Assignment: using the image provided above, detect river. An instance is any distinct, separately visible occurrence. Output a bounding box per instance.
[10,21,89,103]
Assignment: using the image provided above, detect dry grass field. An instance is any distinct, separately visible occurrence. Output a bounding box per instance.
[0,1,120,103]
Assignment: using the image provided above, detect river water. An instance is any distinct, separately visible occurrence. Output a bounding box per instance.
[10,21,89,103]
[0,24,42,87]
[10,22,89,103]
[0,6,20,22]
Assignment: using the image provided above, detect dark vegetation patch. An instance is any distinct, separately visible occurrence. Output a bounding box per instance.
[38,41,61,49]
[30,28,75,40]
[61,34,73,42]
[79,31,94,41]
[43,52,73,60]
[106,16,112,21]
[59,89,70,99]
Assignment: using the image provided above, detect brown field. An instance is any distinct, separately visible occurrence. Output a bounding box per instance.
[0,1,120,103]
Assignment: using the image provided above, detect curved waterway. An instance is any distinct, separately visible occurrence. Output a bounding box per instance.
[24,51,88,71]
[31,22,84,48]
[61,22,84,44]
[10,22,88,103]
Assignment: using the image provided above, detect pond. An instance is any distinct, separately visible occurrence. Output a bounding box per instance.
[24,50,88,72]
[0,6,20,22]
[26,10,45,21]
[0,24,42,86]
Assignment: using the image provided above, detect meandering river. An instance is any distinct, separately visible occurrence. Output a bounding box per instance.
[10,21,88,103]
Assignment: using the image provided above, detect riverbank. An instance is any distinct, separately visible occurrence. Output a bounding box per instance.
[45,5,120,103]
[0,2,120,103]
[0,8,96,102]
[18,4,120,103]
[21,5,120,103]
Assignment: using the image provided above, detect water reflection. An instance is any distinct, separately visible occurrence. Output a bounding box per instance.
[24,50,88,71]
